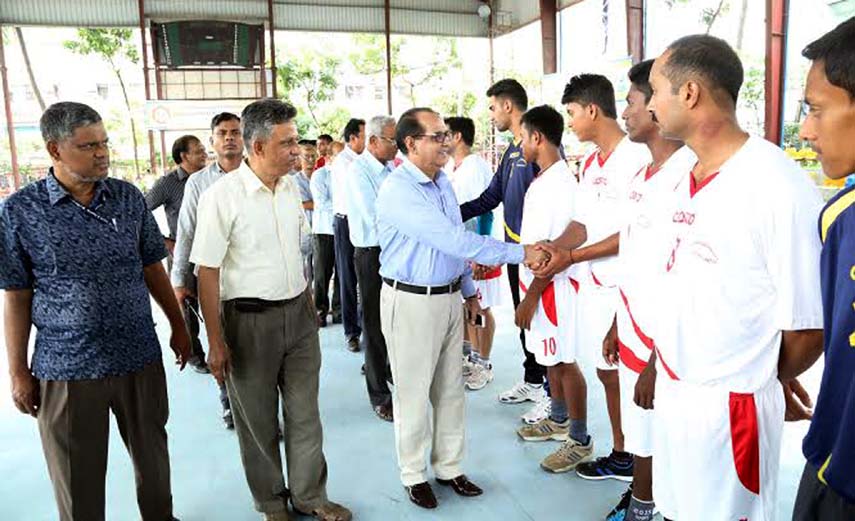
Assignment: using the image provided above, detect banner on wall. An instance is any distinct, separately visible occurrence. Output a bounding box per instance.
[144,100,248,131]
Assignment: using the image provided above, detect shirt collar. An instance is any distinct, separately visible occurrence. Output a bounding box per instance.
[175,166,190,180]
[238,160,289,193]
[46,168,112,206]
[401,158,445,185]
[360,151,390,176]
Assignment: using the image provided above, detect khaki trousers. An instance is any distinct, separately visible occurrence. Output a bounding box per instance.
[222,291,329,514]
[38,361,173,521]
[380,284,465,486]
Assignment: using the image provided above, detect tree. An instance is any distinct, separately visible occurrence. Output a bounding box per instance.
[277,51,341,131]
[701,0,730,34]
[15,27,45,111]
[64,29,142,178]
[348,34,461,107]
[738,64,765,133]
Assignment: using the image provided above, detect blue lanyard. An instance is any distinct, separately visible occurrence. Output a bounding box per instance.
[69,198,118,232]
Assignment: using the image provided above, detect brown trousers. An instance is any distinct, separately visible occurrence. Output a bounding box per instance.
[38,361,173,521]
[222,290,329,514]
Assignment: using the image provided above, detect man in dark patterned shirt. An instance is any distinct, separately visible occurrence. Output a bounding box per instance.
[146,133,208,373]
[0,102,190,521]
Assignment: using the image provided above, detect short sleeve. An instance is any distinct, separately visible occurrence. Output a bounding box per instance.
[137,190,169,266]
[0,203,34,289]
[765,179,824,331]
[190,189,231,269]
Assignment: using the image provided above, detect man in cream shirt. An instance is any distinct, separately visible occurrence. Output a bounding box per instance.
[192,99,351,521]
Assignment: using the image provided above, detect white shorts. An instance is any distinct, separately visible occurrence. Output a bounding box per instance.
[653,375,785,520]
[575,284,618,371]
[615,288,656,456]
[522,279,576,367]
[474,276,504,309]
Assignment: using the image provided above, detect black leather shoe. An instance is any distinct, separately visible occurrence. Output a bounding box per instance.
[316,313,327,328]
[347,337,361,352]
[405,482,438,509]
[374,404,393,422]
[332,315,343,324]
[436,475,483,497]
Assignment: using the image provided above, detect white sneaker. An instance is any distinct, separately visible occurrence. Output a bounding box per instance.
[521,397,551,425]
[498,381,546,404]
[462,355,476,378]
[465,363,493,391]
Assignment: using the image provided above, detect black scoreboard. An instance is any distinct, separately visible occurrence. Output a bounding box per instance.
[153,21,263,68]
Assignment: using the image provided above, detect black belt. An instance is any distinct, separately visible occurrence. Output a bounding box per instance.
[356,246,381,252]
[227,297,297,312]
[383,277,461,295]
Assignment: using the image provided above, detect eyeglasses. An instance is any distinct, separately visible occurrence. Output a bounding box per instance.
[377,136,398,146]
[414,131,452,144]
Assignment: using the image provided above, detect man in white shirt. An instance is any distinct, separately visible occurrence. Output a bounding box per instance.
[535,74,650,482]
[445,116,501,392]
[310,142,343,327]
[192,99,351,521]
[330,118,366,352]
[344,115,397,421]
[643,35,823,520]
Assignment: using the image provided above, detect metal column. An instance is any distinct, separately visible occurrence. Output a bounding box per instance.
[0,25,20,190]
[765,0,788,145]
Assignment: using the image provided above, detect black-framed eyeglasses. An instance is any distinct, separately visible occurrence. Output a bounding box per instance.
[414,131,452,144]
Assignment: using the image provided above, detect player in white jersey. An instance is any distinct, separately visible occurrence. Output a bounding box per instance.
[597,60,697,521]
[644,35,824,520]
[511,105,595,474]
[445,116,503,391]
[534,74,651,482]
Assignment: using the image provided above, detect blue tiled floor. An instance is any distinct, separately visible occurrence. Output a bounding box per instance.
[0,295,817,520]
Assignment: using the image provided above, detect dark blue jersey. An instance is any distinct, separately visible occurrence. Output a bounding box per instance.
[802,182,855,503]
[460,140,537,243]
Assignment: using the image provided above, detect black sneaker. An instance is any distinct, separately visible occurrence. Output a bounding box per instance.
[222,409,234,430]
[575,451,634,482]
[189,356,210,374]
[605,485,632,520]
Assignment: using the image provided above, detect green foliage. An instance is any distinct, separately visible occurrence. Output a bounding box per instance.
[277,50,341,136]
[782,122,804,150]
[348,34,461,106]
[738,64,764,133]
[63,28,139,66]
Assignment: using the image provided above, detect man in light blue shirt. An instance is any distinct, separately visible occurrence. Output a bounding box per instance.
[345,115,397,421]
[171,111,243,429]
[310,143,341,326]
[376,107,544,509]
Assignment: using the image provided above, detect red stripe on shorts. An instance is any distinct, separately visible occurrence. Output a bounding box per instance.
[729,392,761,495]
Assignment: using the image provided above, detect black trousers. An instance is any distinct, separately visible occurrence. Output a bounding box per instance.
[792,461,855,520]
[333,215,361,340]
[354,247,392,408]
[168,256,204,360]
[507,263,546,385]
[312,234,341,318]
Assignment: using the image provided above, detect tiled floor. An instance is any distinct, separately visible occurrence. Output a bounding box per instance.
[0,292,819,520]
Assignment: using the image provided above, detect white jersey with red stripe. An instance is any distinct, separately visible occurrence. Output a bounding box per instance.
[576,136,651,288]
[616,145,697,373]
[652,135,823,392]
[519,159,579,366]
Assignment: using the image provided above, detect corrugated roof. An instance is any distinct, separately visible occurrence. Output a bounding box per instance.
[0,0,492,37]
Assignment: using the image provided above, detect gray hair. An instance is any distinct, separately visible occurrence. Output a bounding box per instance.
[39,102,102,143]
[240,98,298,153]
[366,115,396,140]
